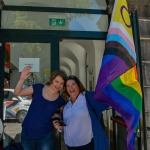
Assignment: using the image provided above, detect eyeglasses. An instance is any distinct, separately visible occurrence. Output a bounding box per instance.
[67,75,80,84]
[68,75,77,79]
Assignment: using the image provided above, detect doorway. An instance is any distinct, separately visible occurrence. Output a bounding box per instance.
[59,38,106,150]
[0,29,107,150]
[59,39,105,90]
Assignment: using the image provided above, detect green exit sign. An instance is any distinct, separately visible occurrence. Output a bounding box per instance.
[49,18,66,26]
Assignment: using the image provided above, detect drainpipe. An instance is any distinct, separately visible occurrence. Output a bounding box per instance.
[85,52,88,89]
[131,10,147,150]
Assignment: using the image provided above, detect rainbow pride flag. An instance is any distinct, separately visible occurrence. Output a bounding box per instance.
[94,0,142,150]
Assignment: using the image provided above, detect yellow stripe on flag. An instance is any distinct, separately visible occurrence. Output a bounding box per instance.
[120,67,142,96]
[112,0,133,39]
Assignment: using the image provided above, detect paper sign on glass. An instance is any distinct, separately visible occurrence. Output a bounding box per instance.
[19,58,40,72]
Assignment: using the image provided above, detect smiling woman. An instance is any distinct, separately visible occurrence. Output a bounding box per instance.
[53,75,109,150]
[13,67,67,150]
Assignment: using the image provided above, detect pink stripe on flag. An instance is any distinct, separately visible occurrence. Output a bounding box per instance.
[109,28,135,53]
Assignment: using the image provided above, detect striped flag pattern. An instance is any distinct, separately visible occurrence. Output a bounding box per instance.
[94,0,142,150]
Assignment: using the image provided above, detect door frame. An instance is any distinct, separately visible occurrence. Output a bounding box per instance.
[0,29,107,148]
[0,29,107,71]
[0,4,108,149]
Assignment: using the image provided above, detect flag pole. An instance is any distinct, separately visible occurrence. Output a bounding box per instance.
[107,1,117,149]
[131,10,147,150]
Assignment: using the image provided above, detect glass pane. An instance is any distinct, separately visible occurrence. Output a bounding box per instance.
[3,0,107,10]
[3,42,51,147]
[59,39,105,91]
[2,11,108,31]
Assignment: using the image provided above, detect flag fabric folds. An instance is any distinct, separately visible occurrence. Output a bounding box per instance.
[94,0,142,150]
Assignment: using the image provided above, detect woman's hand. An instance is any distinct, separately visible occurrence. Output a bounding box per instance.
[20,66,32,80]
[14,65,33,96]
[53,120,64,132]
[52,113,64,132]
[52,113,61,129]
[53,120,61,129]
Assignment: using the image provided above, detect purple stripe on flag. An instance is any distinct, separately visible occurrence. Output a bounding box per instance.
[96,57,129,89]
[103,84,141,128]
[94,86,136,150]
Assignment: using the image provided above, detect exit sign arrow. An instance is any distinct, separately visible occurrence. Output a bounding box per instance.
[49,18,66,26]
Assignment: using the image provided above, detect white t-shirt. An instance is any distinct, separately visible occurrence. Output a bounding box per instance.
[63,93,93,147]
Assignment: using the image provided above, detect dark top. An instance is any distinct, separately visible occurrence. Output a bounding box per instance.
[22,83,66,138]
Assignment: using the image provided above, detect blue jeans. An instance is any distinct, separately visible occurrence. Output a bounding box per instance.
[21,131,54,150]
